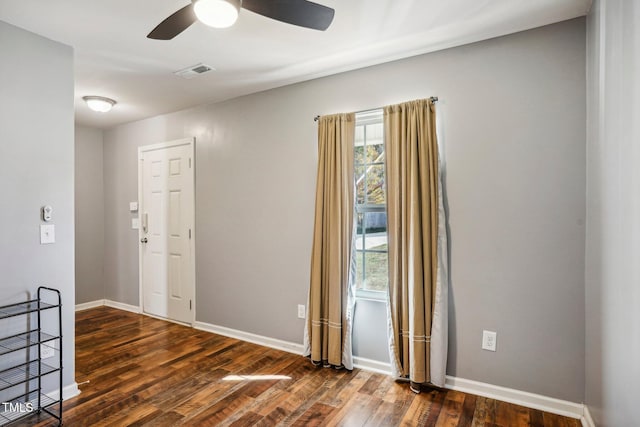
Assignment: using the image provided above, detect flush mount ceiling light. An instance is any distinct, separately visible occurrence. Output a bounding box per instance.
[82,96,116,113]
[193,0,241,29]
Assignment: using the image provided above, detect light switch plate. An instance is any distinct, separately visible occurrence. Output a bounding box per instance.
[40,224,55,244]
[131,218,139,229]
[129,202,138,212]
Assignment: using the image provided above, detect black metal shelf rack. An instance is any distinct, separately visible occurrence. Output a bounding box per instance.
[0,287,63,426]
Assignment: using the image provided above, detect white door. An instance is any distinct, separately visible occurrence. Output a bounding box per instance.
[139,138,195,324]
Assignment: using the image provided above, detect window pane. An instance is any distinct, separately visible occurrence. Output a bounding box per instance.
[355,166,365,205]
[363,251,388,291]
[365,165,385,205]
[364,143,384,164]
[364,229,387,250]
[355,125,365,145]
[363,212,386,234]
[354,251,364,289]
[355,213,365,250]
[366,122,383,146]
[354,111,388,297]
[354,144,365,165]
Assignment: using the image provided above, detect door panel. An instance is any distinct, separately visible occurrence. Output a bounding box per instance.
[140,140,194,324]
[169,191,181,236]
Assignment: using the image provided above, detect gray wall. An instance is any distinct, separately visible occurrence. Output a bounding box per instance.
[585,1,640,425]
[0,21,75,390]
[103,19,586,401]
[75,126,105,304]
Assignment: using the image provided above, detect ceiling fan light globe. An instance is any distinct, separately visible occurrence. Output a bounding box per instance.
[193,0,240,29]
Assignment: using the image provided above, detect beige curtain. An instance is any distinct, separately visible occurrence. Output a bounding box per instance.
[304,113,356,369]
[385,98,447,390]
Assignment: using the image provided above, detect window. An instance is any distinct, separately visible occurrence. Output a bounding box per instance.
[354,110,388,299]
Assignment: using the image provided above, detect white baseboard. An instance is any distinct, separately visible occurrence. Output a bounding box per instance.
[348,358,587,423]
[75,299,140,314]
[45,382,81,401]
[353,356,392,375]
[105,304,587,422]
[104,299,140,313]
[445,376,584,420]
[582,405,596,427]
[194,321,395,377]
[75,299,105,311]
[193,321,304,355]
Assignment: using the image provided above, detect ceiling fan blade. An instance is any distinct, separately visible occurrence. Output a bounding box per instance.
[147,4,197,40]
[242,0,335,31]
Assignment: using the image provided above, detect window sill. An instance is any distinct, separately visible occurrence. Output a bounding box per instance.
[355,289,387,302]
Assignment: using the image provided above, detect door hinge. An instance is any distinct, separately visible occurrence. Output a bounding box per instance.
[189,158,192,168]
[189,228,192,239]
[190,300,192,310]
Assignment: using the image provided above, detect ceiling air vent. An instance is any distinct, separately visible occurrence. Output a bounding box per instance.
[174,63,215,79]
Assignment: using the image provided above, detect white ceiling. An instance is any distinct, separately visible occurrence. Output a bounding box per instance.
[0,0,591,129]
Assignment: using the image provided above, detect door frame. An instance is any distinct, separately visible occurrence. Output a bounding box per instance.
[137,137,196,326]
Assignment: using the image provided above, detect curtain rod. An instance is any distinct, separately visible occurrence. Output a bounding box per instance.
[314,96,438,122]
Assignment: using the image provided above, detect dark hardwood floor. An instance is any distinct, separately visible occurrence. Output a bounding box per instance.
[20,307,580,426]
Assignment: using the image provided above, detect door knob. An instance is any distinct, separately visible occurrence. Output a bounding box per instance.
[140,237,148,243]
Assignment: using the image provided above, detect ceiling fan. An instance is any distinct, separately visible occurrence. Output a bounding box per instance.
[148,0,335,40]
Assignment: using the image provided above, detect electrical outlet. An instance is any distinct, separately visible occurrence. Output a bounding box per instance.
[297,304,306,319]
[482,330,497,352]
[40,343,55,359]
